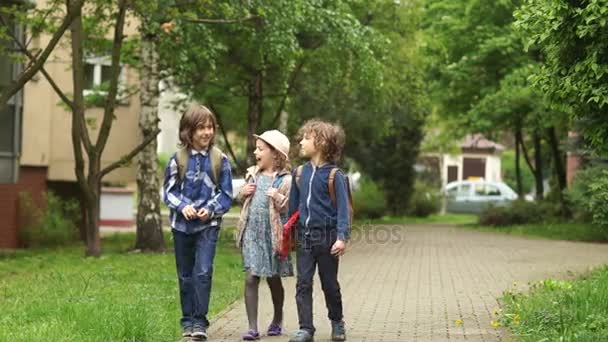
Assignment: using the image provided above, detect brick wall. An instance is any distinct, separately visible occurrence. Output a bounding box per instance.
[0,166,47,249]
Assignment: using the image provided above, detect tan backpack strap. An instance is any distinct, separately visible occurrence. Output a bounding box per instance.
[176,148,189,181]
[209,146,223,185]
[296,165,304,190]
[329,168,339,207]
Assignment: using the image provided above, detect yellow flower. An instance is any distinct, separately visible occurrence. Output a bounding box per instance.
[513,314,521,324]
[513,281,518,287]
[491,320,500,327]
[455,319,464,325]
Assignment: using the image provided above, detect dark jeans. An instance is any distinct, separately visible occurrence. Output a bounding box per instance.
[295,227,343,335]
[173,227,220,329]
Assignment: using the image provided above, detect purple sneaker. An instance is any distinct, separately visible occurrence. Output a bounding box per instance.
[267,323,282,336]
[242,330,260,341]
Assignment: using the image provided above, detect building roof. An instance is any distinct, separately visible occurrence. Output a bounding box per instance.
[460,134,505,153]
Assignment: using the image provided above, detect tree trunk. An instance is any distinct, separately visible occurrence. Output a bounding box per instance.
[135,29,165,252]
[84,179,101,257]
[533,129,544,200]
[246,70,263,165]
[279,111,288,134]
[514,126,523,199]
[546,126,567,193]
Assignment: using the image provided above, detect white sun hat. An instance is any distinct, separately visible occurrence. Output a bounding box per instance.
[254,130,290,160]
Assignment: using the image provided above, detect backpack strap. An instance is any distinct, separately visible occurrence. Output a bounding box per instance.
[176,146,223,185]
[176,147,189,182]
[328,168,339,208]
[272,174,286,189]
[209,146,223,185]
[328,168,354,223]
[295,165,304,190]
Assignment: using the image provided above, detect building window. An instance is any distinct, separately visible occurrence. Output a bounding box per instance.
[83,56,126,101]
[0,11,23,184]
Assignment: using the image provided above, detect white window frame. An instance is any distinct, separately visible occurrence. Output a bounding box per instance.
[83,56,127,101]
[0,13,23,184]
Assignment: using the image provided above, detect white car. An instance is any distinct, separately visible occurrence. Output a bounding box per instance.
[444,180,518,214]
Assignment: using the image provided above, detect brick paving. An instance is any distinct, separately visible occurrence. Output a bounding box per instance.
[206,223,608,342]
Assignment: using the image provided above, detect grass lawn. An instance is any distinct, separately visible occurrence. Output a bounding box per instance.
[465,222,608,243]
[0,231,243,342]
[500,266,608,341]
[361,213,477,226]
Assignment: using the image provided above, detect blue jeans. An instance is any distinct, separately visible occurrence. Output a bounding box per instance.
[173,227,220,329]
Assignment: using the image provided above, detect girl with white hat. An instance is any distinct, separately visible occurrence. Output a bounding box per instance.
[235,130,294,340]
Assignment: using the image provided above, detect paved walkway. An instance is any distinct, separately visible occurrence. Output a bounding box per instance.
[207,224,608,341]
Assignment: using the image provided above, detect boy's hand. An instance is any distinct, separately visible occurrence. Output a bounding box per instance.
[242,184,256,197]
[197,208,210,221]
[181,205,197,220]
[331,240,346,257]
[266,188,278,198]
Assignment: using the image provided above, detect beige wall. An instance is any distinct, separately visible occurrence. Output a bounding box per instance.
[21,0,141,183]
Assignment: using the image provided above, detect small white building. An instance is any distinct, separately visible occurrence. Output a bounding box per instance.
[421,134,505,189]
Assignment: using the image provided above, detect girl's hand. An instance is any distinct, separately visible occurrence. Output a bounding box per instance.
[181,205,197,220]
[241,184,256,197]
[266,188,278,198]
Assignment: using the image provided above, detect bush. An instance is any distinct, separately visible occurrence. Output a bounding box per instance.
[18,192,80,248]
[406,180,441,218]
[566,165,607,223]
[352,178,387,219]
[587,170,608,232]
[479,200,548,226]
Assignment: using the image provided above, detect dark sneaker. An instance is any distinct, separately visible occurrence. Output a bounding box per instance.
[191,326,208,341]
[182,326,193,338]
[267,323,282,336]
[331,321,346,341]
[289,329,314,342]
[242,329,260,341]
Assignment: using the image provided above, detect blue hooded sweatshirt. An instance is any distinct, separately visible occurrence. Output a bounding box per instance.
[288,162,351,241]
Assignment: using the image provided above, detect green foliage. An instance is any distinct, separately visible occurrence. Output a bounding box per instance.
[500,267,608,341]
[587,169,608,232]
[477,200,568,227]
[502,149,535,194]
[352,178,387,220]
[515,0,608,155]
[18,192,80,248]
[293,0,427,214]
[566,164,606,222]
[407,180,441,218]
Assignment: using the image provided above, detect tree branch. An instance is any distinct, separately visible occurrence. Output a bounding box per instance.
[270,60,304,128]
[100,129,161,178]
[96,0,127,154]
[0,0,85,111]
[519,133,536,174]
[0,15,74,111]
[209,103,246,174]
[185,16,259,24]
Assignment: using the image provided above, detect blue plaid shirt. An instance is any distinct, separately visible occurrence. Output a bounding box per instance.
[163,148,233,234]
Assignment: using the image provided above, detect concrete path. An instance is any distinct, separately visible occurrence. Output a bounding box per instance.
[206,223,608,342]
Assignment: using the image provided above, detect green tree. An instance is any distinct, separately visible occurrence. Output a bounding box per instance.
[159,0,383,169]
[515,0,608,156]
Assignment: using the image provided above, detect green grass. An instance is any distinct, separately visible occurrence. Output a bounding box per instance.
[500,266,608,341]
[0,231,243,342]
[466,222,608,243]
[360,213,477,226]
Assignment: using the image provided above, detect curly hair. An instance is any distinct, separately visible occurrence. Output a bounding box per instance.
[297,119,346,164]
[178,104,217,149]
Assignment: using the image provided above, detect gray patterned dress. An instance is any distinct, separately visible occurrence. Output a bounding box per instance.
[242,174,294,278]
